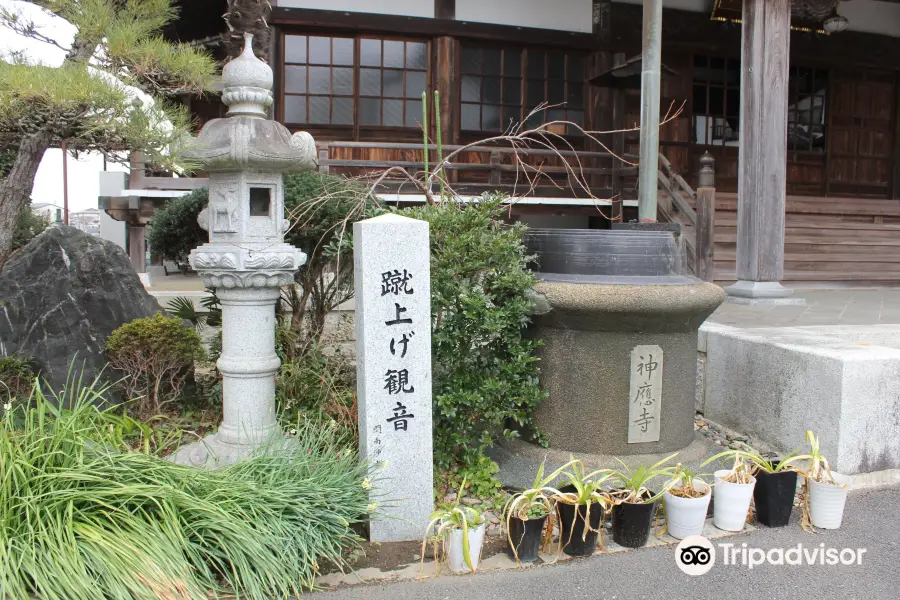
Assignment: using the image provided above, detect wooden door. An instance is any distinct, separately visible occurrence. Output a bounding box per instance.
[826,70,895,198]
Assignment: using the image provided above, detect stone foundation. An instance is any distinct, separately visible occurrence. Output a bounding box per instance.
[701,323,900,475]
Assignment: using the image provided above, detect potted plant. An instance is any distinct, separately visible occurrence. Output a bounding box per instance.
[799,430,852,530]
[604,453,678,548]
[662,463,711,540]
[502,460,574,563]
[702,452,756,532]
[550,460,612,557]
[422,479,486,573]
[743,447,803,528]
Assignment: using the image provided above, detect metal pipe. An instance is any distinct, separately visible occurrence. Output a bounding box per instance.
[61,140,69,224]
[637,0,663,223]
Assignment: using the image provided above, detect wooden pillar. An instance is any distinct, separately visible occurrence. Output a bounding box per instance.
[892,76,900,200]
[128,224,146,274]
[435,36,454,146]
[611,53,627,223]
[725,0,794,301]
[695,152,716,282]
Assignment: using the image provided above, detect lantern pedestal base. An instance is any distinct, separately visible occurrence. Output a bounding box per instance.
[169,430,294,469]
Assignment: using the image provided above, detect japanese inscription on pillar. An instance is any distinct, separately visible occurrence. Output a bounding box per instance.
[627,344,663,443]
[354,214,433,543]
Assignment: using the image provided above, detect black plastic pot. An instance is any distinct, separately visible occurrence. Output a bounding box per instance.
[505,515,548,562]
[754,469,798,527]
[611,492,657,548]
[557,486,605,557]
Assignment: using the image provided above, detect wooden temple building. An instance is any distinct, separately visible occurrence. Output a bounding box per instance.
[129,0,900,288]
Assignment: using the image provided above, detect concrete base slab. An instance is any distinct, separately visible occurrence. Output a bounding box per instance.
[724,281,806,306]
[703,323,900,475]
[724,296,807,307]
[724,280,795,299]
[490,433,722,490]
[315,517,754,589]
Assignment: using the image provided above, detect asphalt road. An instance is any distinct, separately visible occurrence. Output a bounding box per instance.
[313,486,900,600]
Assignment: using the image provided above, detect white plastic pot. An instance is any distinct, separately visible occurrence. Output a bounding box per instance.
[808,472,852,529]
[713,470,757,531]
[445,523,486,573]
[663,480,711,539]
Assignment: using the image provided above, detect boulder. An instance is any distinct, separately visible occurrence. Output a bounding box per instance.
[0,225,161,397]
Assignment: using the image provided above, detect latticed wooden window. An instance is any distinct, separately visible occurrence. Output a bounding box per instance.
[281,34,429,129]
[788,66,828,153]
[459,42,585,136]
[691,56,741,146]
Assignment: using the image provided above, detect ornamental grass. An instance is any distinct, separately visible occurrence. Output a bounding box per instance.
[0,375,370,600]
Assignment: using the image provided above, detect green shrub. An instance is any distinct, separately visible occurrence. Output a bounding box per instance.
[11,200,50,253]
[0,356,35,403]
[105,313,205,415]
[282,171,378,341]
[399,195,546,472]
[277,342,357,444]
[0,380,371,600]
[147,172,377,347]
[147,187,208,261]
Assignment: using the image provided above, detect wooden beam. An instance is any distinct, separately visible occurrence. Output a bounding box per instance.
[271,7,597,50]
[732,0,791,287]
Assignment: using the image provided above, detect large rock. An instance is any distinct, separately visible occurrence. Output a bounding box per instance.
[0,225,161,396]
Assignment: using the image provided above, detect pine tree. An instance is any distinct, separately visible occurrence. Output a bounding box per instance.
[0,0,216,263]
[224,0,271,61]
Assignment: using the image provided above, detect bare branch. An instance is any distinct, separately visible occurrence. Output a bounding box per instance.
[0,6,70,53]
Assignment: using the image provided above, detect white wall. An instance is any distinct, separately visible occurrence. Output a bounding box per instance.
[100,211,126,250]
[842,1,900,38]
[275,0,433,19]
[455,0,593,32]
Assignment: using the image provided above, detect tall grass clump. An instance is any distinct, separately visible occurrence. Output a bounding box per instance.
[1,377,371,600]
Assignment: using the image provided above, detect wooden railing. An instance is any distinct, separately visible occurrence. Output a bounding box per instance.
[318,141,635,200]
[655,151,716,281]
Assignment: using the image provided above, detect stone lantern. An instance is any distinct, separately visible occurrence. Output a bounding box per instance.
[172,33,317,467]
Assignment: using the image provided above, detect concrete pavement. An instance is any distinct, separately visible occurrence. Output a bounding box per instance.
[313,486,900,600]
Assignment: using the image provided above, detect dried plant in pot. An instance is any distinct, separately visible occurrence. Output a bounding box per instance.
[422,478,486,574]
[503,460,576,563]
[604,453,678,548]
[663,463,712,540]
[796,430,852,531]
[549,460,612,557]
[702,451,757,532]
[736,446,805,528]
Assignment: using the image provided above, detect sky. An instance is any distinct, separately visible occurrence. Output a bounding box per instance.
[1,1,131,213]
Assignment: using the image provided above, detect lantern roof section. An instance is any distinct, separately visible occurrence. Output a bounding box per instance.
[185,34,317,173]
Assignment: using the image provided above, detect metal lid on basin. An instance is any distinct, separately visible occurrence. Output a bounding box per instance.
[524,228,694,284]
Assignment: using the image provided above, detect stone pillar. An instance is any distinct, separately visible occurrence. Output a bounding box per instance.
[354,214,434,542]
[725,0,800,304]
[127,224,146,273]
[216,287,281,445]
